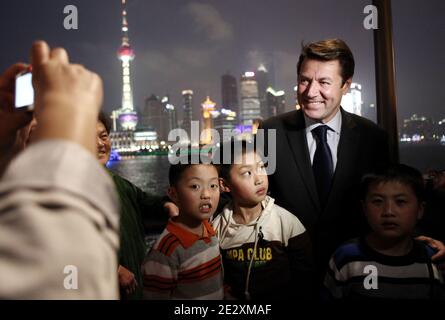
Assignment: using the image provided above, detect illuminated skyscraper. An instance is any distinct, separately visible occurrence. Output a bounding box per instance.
[342,83,363,116]
[140,94,178,142]
[240,72,261,126]
[437,119,445,143]
[201,96,217,144]
[400,114,435,142]
[139,94,165,141]
[256,64,269,119]
[181,90,194,139]
[221,73,239,118]
[266,87,286,118]
[214,109,237,142]
[161,95,178,135]
[117,0,138,131]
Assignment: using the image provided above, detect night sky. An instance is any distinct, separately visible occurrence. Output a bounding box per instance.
[1,0,444,124]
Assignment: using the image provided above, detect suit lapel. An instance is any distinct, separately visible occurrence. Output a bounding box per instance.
[325,109,360,210]
[285,111,321,212]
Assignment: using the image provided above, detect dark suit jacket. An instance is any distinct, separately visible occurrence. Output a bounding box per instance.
[260,108,390,277]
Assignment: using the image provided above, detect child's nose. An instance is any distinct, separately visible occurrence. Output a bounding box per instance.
[382,202,395,216]
[200,188,210,198]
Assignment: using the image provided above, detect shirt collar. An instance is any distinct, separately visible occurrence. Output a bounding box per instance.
[166,219,215,249]
[303,108,342,134]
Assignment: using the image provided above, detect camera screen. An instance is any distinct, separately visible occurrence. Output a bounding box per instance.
[15,72,34,108]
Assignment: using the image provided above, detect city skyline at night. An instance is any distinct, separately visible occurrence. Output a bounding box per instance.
[1,0,444,127]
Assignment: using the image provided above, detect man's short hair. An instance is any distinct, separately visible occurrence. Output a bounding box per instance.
[98,111,111,134]
[360,164,426,202]
[297,38,355,85]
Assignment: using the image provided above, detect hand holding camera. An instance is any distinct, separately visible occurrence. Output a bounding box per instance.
[0,64,33,146]
[0,63,33,176]
[30,41,103,155]
[15,69,34,111]
[1,41,103,171]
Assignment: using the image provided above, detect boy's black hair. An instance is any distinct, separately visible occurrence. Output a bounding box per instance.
[216,137,261,181]
[360,164,425,202]
[168,147,215,186]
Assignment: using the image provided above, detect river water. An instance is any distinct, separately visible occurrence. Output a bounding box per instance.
[107,145,445,195]
[108,155,171,196]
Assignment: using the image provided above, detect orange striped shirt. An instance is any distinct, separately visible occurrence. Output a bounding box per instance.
[142,219,223,299]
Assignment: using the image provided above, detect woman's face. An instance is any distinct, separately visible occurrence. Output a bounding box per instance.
[96,121,111,165]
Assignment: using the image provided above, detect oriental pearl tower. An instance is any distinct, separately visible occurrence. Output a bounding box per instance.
[117,0,138,131]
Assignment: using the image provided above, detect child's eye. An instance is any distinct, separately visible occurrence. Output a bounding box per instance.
[371,199,383,205]
[396,199,407,205]
[210,184,219,189]
[190,184,200,190]
[242,171,252,176]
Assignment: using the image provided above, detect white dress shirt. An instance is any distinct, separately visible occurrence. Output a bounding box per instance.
[304,109,342,170]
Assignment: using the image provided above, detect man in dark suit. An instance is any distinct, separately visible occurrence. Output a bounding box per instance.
[260,39,390,281]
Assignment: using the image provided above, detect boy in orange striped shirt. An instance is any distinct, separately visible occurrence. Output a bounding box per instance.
[142,157,224,299]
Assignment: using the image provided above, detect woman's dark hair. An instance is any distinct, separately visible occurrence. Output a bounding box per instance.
[98,111,111,134]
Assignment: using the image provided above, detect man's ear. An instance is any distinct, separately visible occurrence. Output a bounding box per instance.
[341,77,352,94]
[219,178,231,193]
[167,186,179,204]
